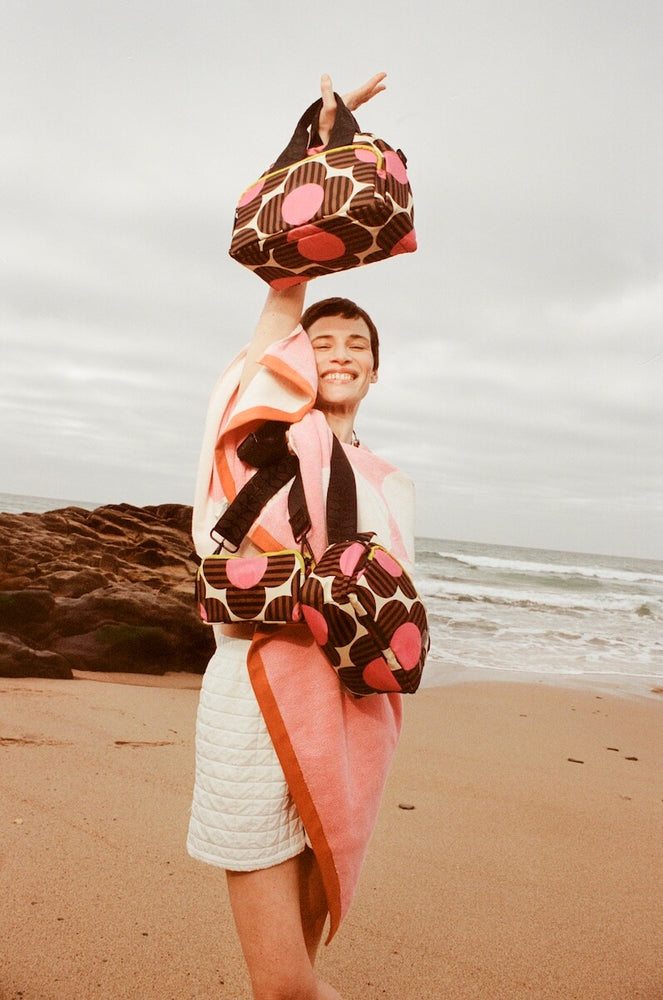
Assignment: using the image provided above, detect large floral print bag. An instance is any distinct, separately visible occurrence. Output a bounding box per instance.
[229,94,417,288]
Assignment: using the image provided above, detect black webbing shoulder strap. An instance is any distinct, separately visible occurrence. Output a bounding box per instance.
[210,452,299,551]
[210,436,357,552]
[287,436,357,545]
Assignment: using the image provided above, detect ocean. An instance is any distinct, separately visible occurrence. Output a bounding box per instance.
[0,493,101,515]
[2,493,662,696]
[417,537,663,695]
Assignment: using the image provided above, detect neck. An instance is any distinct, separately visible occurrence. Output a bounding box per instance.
[319,409,356,444]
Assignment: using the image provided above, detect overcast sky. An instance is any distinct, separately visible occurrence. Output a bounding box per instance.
[1,0,661,559]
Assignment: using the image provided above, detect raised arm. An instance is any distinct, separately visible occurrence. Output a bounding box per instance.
[237,72,387,398]
[237,284,306,397]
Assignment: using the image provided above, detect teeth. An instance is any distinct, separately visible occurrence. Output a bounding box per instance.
[323,372,354,382]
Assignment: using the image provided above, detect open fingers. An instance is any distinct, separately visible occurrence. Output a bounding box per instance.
[342,72,387,112]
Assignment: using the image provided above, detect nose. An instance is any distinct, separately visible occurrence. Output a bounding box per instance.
[329,339,352,364]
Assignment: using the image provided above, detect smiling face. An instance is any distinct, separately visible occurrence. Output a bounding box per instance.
[307,314,378,423]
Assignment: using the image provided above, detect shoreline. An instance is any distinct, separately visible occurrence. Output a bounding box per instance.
[70,659,663,702]
[423,658,663,701]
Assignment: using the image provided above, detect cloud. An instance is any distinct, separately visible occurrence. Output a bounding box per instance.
[1,0,662,557]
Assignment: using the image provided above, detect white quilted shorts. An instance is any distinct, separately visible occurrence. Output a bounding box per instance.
[187,631,306,871]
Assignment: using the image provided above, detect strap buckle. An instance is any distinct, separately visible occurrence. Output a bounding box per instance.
[209,532,239,555]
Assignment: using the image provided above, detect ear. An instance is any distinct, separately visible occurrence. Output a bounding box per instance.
[370,371,378,383]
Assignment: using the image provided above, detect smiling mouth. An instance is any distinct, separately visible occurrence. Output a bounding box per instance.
[322,372,355,382]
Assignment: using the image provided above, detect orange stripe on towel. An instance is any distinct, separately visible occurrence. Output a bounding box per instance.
[260,353,316,402]
[247,628,343,942]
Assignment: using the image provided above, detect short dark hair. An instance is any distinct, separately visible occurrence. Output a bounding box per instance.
[300,297,380,373]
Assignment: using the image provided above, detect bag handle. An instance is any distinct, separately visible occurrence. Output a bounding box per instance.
[287,436,357,547]
[271,94,361,172]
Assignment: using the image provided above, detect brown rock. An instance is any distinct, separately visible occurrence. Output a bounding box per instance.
[0,503,214,679]
[39,569,108,598]
[0,589,56,629]
[52,624,175,673]
[0,632,73,679]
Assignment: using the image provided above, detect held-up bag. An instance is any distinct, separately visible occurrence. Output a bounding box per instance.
[229,94,417,288]
[195,425,429,696]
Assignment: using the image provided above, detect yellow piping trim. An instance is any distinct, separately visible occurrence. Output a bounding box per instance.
[239,144,384,200]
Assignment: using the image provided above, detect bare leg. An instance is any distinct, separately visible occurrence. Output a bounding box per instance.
[226,849,342,1000]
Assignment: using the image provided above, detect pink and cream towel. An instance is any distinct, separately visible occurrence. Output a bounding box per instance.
[192,325,415,940]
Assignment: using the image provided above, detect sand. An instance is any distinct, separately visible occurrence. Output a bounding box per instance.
[1,672,661,1000]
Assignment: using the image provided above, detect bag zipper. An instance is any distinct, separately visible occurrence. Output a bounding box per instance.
[239,143,384,201]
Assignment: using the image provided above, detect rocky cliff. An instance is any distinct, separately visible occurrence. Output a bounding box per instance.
[0,503,215,679]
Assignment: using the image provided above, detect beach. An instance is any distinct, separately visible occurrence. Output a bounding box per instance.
[2,668,661,1000]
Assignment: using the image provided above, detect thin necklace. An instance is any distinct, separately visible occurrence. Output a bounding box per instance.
[351,430,360,447]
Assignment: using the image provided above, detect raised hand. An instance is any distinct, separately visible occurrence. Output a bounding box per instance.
[342,72,387,112]
[317,72,387,145]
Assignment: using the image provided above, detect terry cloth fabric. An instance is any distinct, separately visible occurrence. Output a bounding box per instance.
[191,324,415,942]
